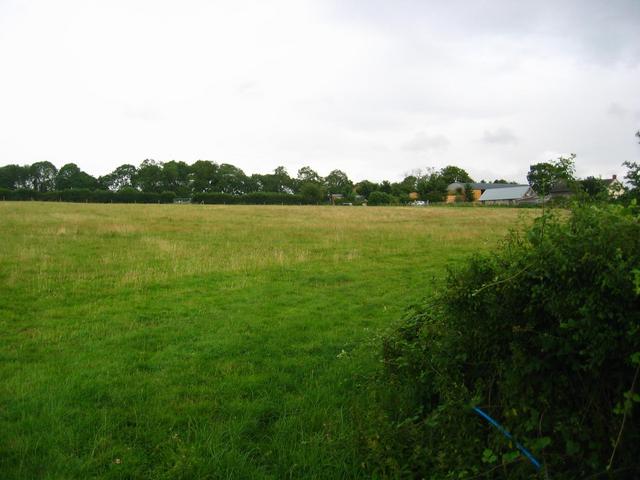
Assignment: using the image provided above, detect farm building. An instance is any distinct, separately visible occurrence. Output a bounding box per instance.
[479,185,535,205]
[446,182,520,203]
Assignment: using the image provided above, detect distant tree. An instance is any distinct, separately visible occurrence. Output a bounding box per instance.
[161,160,191,196]
[367,191,396,206]
[28,161,58,192]
[300,182,325,204]
[133,159,163,193]
[0,164,30,189]
[273,166,295,193]
[623,161,640,191]
[464,183,475,202]
[440,165,473,185]
[55,163,98,190]
[527,154,576,198]
[258,166,294,193]
[247,174,264,193]
[190,160,219,193]
[391,175,418,196]
[297,166,323,185]
[581,176,608,199]
[215,163,248,195]
[355,180,379,199]
[99,164,137,191]
[379,180,392,194]
[416,169,447,203]
[527,154,576,216]
[325,169,353,196]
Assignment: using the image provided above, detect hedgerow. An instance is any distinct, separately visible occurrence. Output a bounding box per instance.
[192,192,306,204]
[0,188,176,203]
[366,204,640,479]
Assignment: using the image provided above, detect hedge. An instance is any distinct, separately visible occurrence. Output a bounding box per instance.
[0,188,176,203]
[364,203,640,479]
[192,192,306,205]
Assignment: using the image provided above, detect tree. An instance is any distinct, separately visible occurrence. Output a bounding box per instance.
[379,180,392,194]
[0,164,31,189]
[527,154,577,219]
[464,183,475,202]
[619,132,640,203]
[99,164,137,191]
[439,165,473,185]
[391,176,418,197]
[367,191,396,206]
[416,169,448,203]
[297,166,323,185]
[257,166,294,193]
[190,160,219,193]
[55,163,98,190]
[355,180,380,199]
[299,182,325,204]
[527,153,576,198]
[133,159,163,193]
[325,169,353,197]
[581,176,608,199]
[29,161,58,192]
[215,163,248,195]
[161,160,191,196]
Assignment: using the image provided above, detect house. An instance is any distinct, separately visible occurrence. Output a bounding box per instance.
[446,182,520,203]
[479,185,535,205]
[603,175,625,198]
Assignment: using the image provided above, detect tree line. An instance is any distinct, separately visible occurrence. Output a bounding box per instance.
[0,160,511,204]
[1,134,639,204]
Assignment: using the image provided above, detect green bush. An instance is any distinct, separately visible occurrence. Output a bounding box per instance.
[0,188,176,203]
[368,191,398,206]
[192,192,305,205]
[240,192,304,205]
[367,204,640,479]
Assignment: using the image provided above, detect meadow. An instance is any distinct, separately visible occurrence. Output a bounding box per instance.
[0,203,535,479]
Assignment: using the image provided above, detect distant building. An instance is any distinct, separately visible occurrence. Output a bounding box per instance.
[479,186,535,205]
[446,182,522,203]
[603,175,625,198]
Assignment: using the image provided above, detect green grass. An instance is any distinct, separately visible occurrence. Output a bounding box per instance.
[0,203,535,479]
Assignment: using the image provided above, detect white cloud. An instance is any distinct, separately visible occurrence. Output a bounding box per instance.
[0,0,639,182]
[403,132,450,152]
[482,128,518,145]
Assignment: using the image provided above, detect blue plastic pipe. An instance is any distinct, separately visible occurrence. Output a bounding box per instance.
[472,406,542,471]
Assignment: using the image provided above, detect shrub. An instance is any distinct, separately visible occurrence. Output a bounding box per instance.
[367,204,640,479]
[368,191,398,206]
[192,192,306,205]
[241,192,304,205]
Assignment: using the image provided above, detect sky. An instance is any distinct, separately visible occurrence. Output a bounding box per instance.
[0,0,639,183]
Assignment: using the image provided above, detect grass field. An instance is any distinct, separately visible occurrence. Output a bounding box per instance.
[0,203,535,479]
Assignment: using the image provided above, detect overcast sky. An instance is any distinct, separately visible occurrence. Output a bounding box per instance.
[1,0,639,183]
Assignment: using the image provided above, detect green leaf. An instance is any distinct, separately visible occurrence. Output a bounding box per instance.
[502,450,520,462]
[482,449,497,464]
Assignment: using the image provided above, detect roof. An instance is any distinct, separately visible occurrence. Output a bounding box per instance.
[447,182,519,191]
[479,185,532,201]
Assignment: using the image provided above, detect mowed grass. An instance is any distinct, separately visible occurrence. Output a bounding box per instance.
[0,203,535,479]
